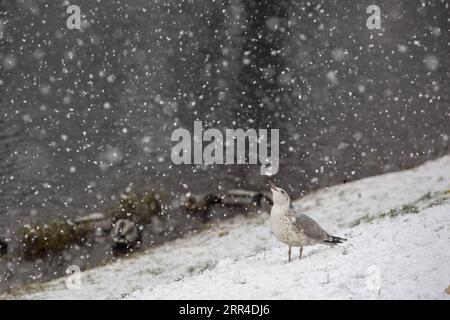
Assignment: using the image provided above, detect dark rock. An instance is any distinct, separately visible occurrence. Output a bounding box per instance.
[183,194,220,222]
[111,219,142,253]
[220,189,273,208]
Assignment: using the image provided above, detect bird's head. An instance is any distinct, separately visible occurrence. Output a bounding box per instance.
[268,182,290,206]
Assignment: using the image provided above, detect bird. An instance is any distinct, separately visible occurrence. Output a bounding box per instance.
[269,182,346,262]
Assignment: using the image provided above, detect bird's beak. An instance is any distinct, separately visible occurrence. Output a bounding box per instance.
[268,182,277,191]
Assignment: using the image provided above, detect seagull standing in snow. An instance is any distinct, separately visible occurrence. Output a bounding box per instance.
[269,182,346,262]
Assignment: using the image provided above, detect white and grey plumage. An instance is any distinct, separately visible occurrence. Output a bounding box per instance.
[269,183,346,262]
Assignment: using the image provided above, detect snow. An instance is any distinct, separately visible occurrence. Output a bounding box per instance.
[131,203,450,299]
[4,155,450,300]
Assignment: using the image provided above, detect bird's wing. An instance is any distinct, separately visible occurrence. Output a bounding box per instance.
[290,212,329,241]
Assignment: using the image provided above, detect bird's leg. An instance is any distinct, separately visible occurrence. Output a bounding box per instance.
[288,246,291,262]
[299,246,303,259]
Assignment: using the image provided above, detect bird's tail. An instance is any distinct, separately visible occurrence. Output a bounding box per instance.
[323,235,347,245]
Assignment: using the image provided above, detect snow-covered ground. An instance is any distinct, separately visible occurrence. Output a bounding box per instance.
[4,155,450,300]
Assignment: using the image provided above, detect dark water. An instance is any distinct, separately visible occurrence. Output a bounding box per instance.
[0,0,449,292]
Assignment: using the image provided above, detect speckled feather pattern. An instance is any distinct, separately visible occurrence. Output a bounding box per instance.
[270,204,330,247]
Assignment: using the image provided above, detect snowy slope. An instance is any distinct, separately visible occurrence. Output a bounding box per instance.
[4,155,450,300]
[130,203,450,299]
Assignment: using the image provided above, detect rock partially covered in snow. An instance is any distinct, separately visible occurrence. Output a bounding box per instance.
[111,219,141,252]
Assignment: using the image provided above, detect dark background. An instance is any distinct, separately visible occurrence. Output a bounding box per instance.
[1,0,449,235]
